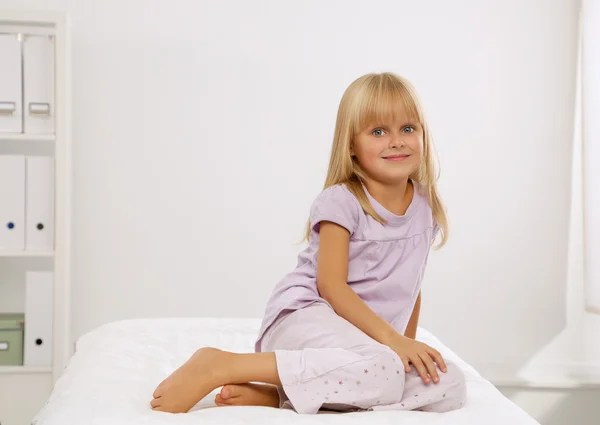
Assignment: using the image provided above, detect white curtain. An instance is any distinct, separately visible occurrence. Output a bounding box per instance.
[583,0,600,314]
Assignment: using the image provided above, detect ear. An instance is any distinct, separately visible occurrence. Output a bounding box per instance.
[349,141,355,156]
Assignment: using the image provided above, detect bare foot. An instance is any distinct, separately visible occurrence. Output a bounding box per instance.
[151,347,226,413]
[215,383,280,408]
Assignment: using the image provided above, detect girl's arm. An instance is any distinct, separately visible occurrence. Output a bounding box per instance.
[404,291,421,339]
[316,221,399,346]
[316,221,446,383]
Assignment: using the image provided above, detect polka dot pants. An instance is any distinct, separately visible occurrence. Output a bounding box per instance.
[259,302,467,414]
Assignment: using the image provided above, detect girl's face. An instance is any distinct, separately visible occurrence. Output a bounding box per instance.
[351,115,423,185]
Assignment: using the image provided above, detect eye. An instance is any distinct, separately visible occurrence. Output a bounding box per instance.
[372,128,385,136]
[402,126,415,133]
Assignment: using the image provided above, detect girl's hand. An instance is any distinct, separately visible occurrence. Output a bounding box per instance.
[387,333,447,384]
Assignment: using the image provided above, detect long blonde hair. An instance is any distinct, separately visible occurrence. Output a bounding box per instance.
[305,72,448,248]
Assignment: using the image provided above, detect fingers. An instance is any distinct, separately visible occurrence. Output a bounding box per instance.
[418,352,439,383]
[409,355,431,384]
[400,356,412,373]
[427,347,447,373]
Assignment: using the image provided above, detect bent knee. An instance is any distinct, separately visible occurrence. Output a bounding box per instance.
[363,346,405,405]
[440,362,467,405]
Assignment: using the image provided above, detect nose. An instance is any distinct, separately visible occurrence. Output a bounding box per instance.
[389,132,403,148]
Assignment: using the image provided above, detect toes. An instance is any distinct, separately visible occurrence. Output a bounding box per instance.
[220,386,231,400]
[215,394,230,406]
[220,384,239,400]
[153,385,163,399]
[150,398,161,409]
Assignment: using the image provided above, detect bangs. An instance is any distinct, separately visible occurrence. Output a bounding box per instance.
[351,77,422,134]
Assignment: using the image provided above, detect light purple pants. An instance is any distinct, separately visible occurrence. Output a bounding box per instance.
[260,302,467,414]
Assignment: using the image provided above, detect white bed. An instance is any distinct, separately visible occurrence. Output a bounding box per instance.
[32,317,539,425]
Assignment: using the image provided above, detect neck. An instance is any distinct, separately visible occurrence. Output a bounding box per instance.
[364,178,413,216]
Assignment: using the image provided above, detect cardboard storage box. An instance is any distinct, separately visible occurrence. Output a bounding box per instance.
[0,314,25,366]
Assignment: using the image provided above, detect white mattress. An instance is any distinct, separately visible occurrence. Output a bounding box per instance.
[33,317,539,425]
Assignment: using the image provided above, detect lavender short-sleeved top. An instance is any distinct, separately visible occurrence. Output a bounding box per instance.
[255,181,438,352]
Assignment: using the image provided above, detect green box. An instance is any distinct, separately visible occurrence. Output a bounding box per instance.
[0,313,25,366]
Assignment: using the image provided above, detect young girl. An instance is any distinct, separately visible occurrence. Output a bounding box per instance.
[151,72,467,414]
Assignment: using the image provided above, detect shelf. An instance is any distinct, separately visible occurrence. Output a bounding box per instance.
[0,366,52,374]
[0,251,54,258]
[0,134,55,142]
[0,11,71,389]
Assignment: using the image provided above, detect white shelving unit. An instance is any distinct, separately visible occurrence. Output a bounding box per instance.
[0,134,55,142]
[0,366,53,374]
[0,10,71,425]
[0,252,54,258]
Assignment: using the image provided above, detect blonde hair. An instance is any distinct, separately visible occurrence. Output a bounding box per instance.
[305,72,448,248]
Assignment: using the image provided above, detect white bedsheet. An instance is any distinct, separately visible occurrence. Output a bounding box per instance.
[33,317,539,425]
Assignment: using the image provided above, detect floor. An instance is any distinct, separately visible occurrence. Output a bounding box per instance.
[497,386,600,425]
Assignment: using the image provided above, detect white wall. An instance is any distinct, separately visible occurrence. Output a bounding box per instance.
[0,0,580,382]
[583,0,600,314]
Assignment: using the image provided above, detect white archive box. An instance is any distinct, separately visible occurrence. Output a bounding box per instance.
[0,155,55,251]
[24,271,54,366]
[26,156,55,251]
[23,34,56,134]
[0,33,23,133]
[0,155,26,250]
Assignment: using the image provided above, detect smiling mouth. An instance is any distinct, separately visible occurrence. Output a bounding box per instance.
[383,154,410,161]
